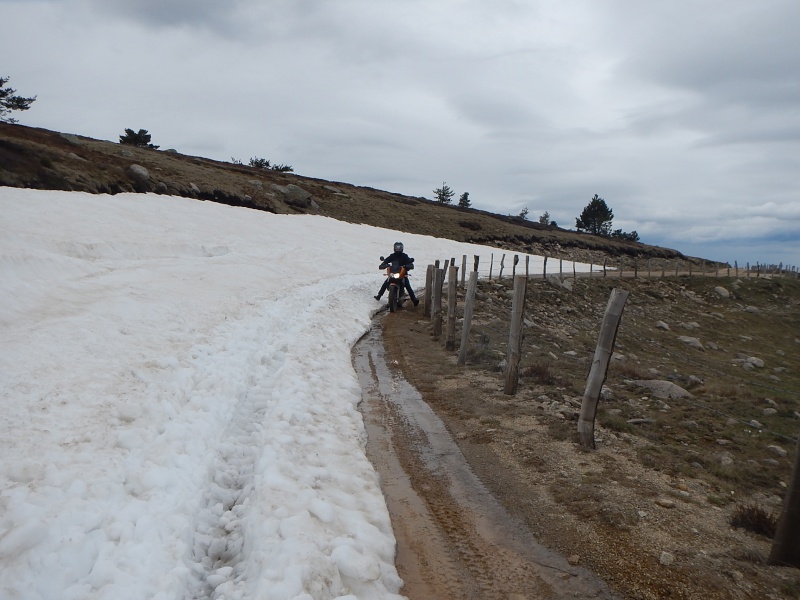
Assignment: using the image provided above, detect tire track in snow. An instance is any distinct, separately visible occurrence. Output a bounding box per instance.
[184,275,392,599]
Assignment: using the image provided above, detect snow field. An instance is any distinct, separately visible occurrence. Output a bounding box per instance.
[1,189,557,599]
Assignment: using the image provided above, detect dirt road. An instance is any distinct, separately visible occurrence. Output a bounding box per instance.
[354,322,618,599]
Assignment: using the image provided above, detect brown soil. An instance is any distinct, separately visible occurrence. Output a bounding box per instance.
[377,274,800,599]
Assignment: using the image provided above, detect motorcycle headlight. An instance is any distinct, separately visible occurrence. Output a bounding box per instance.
[391,273,401,279]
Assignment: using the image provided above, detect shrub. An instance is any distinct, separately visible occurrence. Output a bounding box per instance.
[730,503,778,538]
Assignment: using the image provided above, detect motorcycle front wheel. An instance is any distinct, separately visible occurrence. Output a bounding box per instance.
[388,285,398,313]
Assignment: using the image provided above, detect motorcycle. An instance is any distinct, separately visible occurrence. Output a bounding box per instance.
[379,255,414,312]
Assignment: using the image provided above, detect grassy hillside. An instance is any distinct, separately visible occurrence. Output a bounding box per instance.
[0,122,702,268]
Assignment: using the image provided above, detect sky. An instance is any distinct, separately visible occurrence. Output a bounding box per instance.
[2,0,799,266]
[1,188,557,599]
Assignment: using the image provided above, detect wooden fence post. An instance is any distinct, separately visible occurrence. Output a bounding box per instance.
[619,258,624,278]
[768,433,800,567]
[461,255,467,288]
[432,268,444,337]
[559,258,563,281]
[504,275,528,395]
[489,254,494,280]
[445,265,458,350]
[577,288,630,449]
[512,254,519,278]
[573,259,577,279]
[424,264,434,318]
[603,258,608,278]
[634,258,638,279]
[499,254,506,279]
[473,255,480,276]
[647,259,652,279]
[543,255,548,279]
[525,255,530,278]
[457,271,478,366]
[735,261,739,278]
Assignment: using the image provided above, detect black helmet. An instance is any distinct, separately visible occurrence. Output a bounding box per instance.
[393,241,404,253]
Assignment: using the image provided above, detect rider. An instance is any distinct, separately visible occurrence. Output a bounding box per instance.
[375,241,419,306]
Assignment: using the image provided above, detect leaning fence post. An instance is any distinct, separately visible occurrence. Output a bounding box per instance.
[445,266,458,350]
[499,254,506,279]
[504,275,528,395]
[457,271,478,366]
[432,268,444,337]
[578,288,630,449]
[424,264,435,318]
[768,432,800,567]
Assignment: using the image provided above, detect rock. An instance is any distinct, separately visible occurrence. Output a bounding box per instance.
[763,408,777,416]
[745,306,760,314]
[655,321,670,331]
[714,286,730,298]
[762,458,780,467]
[659,552,675,566]
[746,356,765,368]
[629,380,692,399]
[600,386,613,400]
[767,445,788,458]
[59,132,82,145]
[677,336,705,351]
[127,164,151,192]
[717,452,734,466]
[748,420,764,429]
[680,321,700,330]
[155,181,168,194]
[67,152,87,162]
[567,555,580,566]
[706,341,720,350]
[189,182,200,195]
[656,498,676,509]
[716,439,732,446]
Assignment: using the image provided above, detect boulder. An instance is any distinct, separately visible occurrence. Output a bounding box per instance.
[127,164,151,192]
[628,380,692,399]
[678,336,705,351]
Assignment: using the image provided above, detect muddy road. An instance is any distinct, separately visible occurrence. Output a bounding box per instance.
[353,322,617,599]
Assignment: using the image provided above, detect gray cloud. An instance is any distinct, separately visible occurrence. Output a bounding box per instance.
[2,0,798,266]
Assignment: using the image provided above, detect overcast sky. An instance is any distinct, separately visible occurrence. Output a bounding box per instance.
[3,0,799,267]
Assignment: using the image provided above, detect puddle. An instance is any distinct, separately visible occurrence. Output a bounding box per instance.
[354,321,619,599]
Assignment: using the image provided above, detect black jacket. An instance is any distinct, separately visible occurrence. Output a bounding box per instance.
[380,251,414,270]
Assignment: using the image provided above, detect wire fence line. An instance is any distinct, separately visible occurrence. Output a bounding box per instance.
[424,254,800,445]
[434,253,800,284]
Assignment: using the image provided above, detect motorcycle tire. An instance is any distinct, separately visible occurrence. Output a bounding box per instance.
[388,285,398,313]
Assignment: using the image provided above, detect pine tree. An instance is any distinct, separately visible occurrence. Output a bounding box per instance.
[433,182,455,204]
[119,128,159,149]
[0,76,36,124]
[575,194,614,236]
[458,192,471,208]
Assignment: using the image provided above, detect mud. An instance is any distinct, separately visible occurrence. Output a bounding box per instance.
[354,321,618,599]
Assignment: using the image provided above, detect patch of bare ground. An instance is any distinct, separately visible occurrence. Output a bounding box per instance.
[381,274,800,599]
